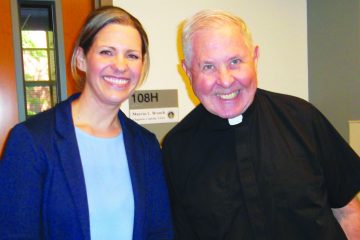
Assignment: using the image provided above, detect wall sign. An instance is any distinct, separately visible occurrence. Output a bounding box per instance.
[129,89,178,125]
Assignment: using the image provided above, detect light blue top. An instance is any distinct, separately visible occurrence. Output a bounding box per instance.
[75,127,134,240]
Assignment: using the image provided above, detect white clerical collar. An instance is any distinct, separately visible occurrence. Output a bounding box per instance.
[228,114,243,125]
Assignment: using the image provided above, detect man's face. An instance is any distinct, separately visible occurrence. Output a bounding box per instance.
[183,25,259,119]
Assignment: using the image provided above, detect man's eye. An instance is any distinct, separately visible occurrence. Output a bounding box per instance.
[230,58,242,65]
[202,64,215,71]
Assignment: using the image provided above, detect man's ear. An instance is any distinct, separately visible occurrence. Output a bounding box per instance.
[253,45,260,67]
[181,59,192,84]
[76,47,87,72]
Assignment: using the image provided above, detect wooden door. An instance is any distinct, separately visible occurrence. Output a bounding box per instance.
[0,0,93,155]
[62,0,94,95]
[0,0,18,156]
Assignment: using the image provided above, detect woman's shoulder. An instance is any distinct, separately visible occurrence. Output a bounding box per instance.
[13,97,73,142]
[118,111,159,145]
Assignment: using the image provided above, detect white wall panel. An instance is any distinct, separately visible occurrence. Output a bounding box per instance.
[114,0,308,120]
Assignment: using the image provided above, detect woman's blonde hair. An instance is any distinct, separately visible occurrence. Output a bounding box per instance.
[70,6,149,90]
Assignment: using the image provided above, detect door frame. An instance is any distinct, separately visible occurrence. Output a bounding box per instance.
[11,0,68,122]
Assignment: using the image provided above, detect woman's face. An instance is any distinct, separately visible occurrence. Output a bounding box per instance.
[76,23,143,107]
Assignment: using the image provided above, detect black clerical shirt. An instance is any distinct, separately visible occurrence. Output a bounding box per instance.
[162,89,360,240]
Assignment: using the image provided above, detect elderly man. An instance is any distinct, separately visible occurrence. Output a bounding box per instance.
[162,9,360,239]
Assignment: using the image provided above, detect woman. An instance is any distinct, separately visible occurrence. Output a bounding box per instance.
[0,6,173,239]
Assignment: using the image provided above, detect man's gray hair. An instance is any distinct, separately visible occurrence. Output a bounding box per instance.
[181,9,254,66]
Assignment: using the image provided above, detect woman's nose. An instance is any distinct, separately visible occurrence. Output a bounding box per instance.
[112,56,127,72]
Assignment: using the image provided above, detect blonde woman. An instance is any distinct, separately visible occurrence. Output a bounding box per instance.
[0,6,173,239]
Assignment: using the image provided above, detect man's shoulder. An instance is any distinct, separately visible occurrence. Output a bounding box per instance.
[259,89,309,105]
[163,104,205,145]
[256,89,330,135]
[258,89,316,115]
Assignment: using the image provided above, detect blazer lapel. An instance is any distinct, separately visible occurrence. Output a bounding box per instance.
[120,112,146,239]
[54,95,90,240]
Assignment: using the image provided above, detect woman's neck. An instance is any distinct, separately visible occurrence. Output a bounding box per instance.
[71,96,122,138]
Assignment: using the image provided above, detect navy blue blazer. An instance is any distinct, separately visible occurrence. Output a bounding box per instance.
[0,94,173,239]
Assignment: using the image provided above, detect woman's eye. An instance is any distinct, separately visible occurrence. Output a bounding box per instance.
[128,53,140,60]
[100,50,112,56]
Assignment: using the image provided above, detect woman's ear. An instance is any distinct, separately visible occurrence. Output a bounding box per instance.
[76,47,87,72]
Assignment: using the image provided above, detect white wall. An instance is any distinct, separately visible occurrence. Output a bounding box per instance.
[349,121,360,156]
[115,0,308,120]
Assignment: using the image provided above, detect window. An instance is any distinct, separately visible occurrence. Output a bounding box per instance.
[19,2,59,118]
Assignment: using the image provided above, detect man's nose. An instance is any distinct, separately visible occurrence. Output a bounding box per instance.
[217,66,234,87]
